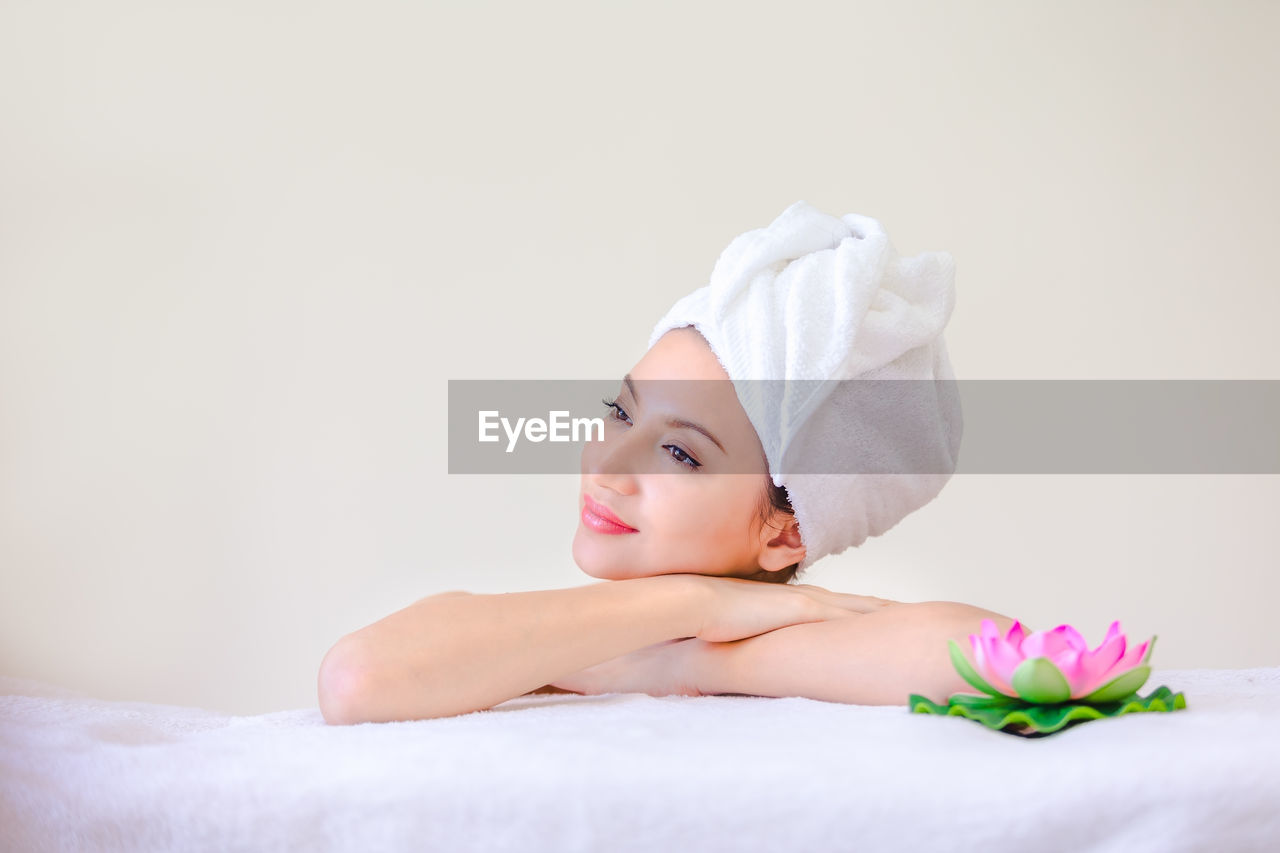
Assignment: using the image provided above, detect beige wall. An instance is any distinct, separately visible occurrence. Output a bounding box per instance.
[1,1,1276,715]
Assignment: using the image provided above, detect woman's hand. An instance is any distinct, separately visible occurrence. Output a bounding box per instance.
[543,581,900,699]
[678,575,898,643]
[704,600,1022,706]
[792,583,900,612]
[547,637,709,697]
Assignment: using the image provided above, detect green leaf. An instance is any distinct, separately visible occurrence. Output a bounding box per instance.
[1081,664,1151,703]
[1011,657,1072,703]
[907,684,1187,737]
[947,639,1005,697]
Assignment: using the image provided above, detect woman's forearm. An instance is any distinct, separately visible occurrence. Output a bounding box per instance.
[696,601,1019,706]
[318,575,702,724]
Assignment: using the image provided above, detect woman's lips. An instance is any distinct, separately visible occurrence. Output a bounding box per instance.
[582,494,639,534]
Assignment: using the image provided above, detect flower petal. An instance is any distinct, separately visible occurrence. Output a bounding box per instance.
[1050,647,1086,687]
[1071,632,1127,698]
[947,639,1005,697]
[1011,657,1073,704]
[1059,623,1089,652]
[1020,626,1076,660]
[1118,638,1151,670]
[980,634,1024,694]
[1005,620,1029,647]
[971,634,1018,696]
[1080,665,1151,703]
[1143,635,1159,664]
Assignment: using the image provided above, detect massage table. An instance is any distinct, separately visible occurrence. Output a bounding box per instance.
[3,667,1279,851]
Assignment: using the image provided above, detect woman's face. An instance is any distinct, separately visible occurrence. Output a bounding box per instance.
[573,327,805,582]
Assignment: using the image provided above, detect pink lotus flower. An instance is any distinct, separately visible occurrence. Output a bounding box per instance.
[947,619,1158,704]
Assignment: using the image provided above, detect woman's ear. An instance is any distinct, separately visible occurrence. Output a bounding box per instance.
[756,515,805,573]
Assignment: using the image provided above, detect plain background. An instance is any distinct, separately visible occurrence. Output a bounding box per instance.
[1,1,1277,716]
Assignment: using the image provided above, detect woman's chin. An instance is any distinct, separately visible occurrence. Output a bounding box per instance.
[572,534,642,581]
[576,563,633,581]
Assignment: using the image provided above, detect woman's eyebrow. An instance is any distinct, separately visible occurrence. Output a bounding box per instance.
[623,373,727,455]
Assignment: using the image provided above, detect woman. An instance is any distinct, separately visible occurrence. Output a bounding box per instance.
[317,202,1019,724]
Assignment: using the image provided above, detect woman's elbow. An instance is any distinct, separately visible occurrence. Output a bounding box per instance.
[918,600,1018,635]
[317,634,470,724]
[318,636,377,725]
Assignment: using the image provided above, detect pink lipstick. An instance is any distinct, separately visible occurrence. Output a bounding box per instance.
[582,494,639,534]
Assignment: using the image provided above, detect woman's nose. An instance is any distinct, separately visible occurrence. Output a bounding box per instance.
[581,427,645,488]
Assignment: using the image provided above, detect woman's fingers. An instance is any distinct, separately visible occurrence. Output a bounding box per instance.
[690,575,898,643]
[820,603,863,621]
[794,584,899,613]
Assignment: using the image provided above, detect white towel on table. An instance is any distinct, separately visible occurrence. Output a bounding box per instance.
[3,668,1280,852]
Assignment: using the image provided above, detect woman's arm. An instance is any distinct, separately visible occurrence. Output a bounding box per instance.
[694,601,1020,706]
[317,575,702,724]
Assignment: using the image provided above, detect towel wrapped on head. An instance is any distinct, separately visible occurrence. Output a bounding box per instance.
[646,200,963,575]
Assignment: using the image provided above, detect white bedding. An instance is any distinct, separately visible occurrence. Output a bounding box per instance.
[3,667,1280,852]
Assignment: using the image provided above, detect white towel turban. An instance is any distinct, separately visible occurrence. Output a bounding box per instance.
[646,200,963,575]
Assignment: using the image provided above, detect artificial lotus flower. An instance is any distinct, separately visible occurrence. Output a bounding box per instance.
[947,619,1158,705]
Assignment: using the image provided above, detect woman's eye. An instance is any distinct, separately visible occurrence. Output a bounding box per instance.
[601,397,700,471]
[664,445,701,470]
[601,397,631,424]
